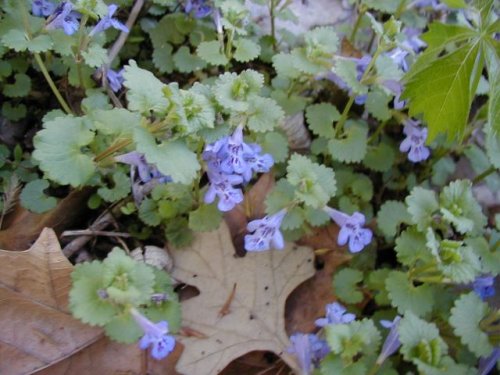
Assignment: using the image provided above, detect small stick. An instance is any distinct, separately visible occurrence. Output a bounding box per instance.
[61,230,131,238]
[179,327,208,339]
[218,283,237,318]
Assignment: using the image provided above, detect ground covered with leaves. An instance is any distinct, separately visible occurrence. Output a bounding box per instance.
[0,0,499,374]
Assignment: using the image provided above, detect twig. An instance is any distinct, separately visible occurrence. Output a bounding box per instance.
[61,229,131,238]
[218,283,237,318]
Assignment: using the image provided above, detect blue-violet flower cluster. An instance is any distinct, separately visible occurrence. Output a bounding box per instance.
[45,2,81,35]
[89,4,129,37]
[288,333,329,375]
[323,207,373,253]
[245,209,287,252]
[130,308,175,360]
[399,119,430,163]
[184,0,212,18]
[115,151,171,184]
[315,301,355,327]
[473,276,496,300]
[203,125,273,212]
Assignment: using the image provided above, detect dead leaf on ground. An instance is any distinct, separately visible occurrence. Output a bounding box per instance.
[34,336,183,375]
[172,222,315,375]
[0,228,101,375]
[0,188,92,250]
[285,224,350,333]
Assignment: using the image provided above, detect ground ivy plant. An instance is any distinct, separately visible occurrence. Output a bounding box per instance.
[0,0,498,371]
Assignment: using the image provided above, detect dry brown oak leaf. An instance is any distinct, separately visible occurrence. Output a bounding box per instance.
[172,222,315,375]
[0,228,101,375]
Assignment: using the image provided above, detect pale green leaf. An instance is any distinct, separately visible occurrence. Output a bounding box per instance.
[332,58,368,96]
[326,319,381,360]
[91,108,140,137]
[196,40,228,65]
[272,52,301,79]
[334,268,364,304]
[247,96,284,132]
[20,179,57,213]
[363,142,396,172]
[214,70,264,112]
[365,88,392,121]
[152,43,175,74]
[33,116,96,187]
[173,46,207,73]
[233,38,261,62]
[305,103,340,138]
[377,200,411,238]
[123,60,169,114]
[188,203,222,232]
[405,187,439,231]
[450,293,492,357]
[82,43,108,68]
[261,131,289,163]
[395,227,434,267]
[386,271,435,316]
[98,171,130,203]
[328,121,368,163]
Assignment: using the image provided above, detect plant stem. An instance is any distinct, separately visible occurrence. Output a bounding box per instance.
[334,47,382,136]
[367,120,388,144]
[270,0,277,50]
[33,53,74,114]
[94,139,133,162]
[350,5,365,43]
[366,363,382,375]
[472,166,498,184]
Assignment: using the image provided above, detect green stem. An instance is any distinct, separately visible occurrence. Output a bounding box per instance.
[33,53,73,115]
[270,0,277,50]
[350,5,366,43]
[472,166,498,184]
[76,15,90,89]
[367,120,388,144]
[367,362,382,375]
[334,47,383,136]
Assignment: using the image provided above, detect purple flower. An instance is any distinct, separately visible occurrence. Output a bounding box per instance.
[185,0,213,18]
[323,207,373,253]
[412,0,448,10]
[402,27,426,52]
[479,348,500,375]
[386,47,409,72]
[130,308,175,360]
[315,302,355,328]
[382,80,406,110]
[473,276,496,300]
[376,316,402,365]
[89,4,129,37]
[245,209,287,251]
[213,8,223,34]
[45,2,81,36]
[288,333,329,374]
[399,120,430,163]
[32,0,55,17]
[106,68,125,92]
[204,170,244,212]
[115,151,171,184]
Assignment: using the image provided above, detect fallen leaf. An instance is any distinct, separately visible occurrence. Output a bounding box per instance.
[0,228,101,375]
[171,222,315,375]
[34,336,183,375]
[0,188,92,250]
[286,224,350,333]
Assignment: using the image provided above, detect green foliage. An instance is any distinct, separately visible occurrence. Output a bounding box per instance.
[363,142,396,172]
[286,153,336,208]
[377,201,411,238]
[233,38,261,62]
[260,131,289,163]
[33,116,96,187]
[188,203,222,232]
[328,121,368,163]
[139,198,162,226]
[305,103,340,138]
[123,60,169,114]
[173,46,207,73]
[334,268,364,304]
[3,73,31,97]
[449,292,492,357]
[386,271,435,316]
[247,96,284,132]
[333,59,368,96]
[439,180,486,235]
[326,319,381,362]
[19,179,57,213]
[214,70,264,112]
[1,30,52,53]
[365,88,392,121]
[97,171,131,203]
[405,187,439,231]
[395,227,433,267]
[197,40,228,65]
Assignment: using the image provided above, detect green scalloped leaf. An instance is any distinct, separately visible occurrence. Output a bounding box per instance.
[189,203,222,232]
[2,101,26,121]
[377,200,411,238]
[97,171,131,203]
[366,269,391,305]
[406,187,439,231]
[233,38,261,62]
[365,88,392,121]
[197,40,228,65]
[399,312,448,370]
[326,319,381,361]
[81,89,112,114]
[1,30,52,53]
[247,96,284,132]
[386,271,435,316]
[450,292,492,357]
[431,156,456,186]
[165,217,193,247]
[363,142,396,172]
[70,261,120,326]
[395,227,434,267]
[332,58,368,95]
[281,206,304,230]
[152,43,175,74]
[82,43,107,68]
[33,116,96,187]
[134,127,200,184]
[176,89,215,133]
[467,236,500,274]
[3,73,31,98]
[260,131,289,163]
[334,268,364,304]
[439,180,487,235]
[328,122,368,163]
[306,103,340,138]
[361,0,401,12]
[272,52,301,79]
[287,153,336,208]
[91,108,140,137]
[214,70,264,112]
[139,198,161,226]
[146,268,181,332]
[20,179,57,214]
[265,179,295,214]
[104,311,142,343]
[123,60,169,114]
[173,46,207,73]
